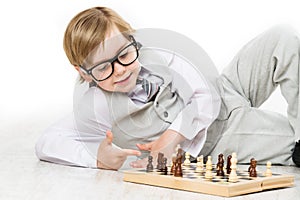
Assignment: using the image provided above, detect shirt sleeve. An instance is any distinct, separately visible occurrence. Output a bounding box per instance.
[35,85,112,168]
[162,52,221,157]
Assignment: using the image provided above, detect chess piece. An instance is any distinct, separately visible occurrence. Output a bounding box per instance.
[175,144,181,154]
[216,153,225,176]
[265,161,272,177]
[226,155,232,174]
[196,155,204,173]
[174,157,183,177]
[229,152,238,183]
[248,158,255,172]
[249,159,257,177]
[184,152,191,166]
[171,154,177,174]
[162,157,168,175]
[146,155,154,172]
[205,156,213,179]
[157,152,164,171]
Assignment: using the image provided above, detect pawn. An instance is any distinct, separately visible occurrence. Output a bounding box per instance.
[249,159,257,177]
[205,156,213,179]
[146,155,154,172]
[265,161,272,177]
[196,155,204,173]
[184,152,191,166]
[248,158,255,172]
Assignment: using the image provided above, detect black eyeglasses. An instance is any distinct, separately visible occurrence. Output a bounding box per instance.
[79,35,142,82]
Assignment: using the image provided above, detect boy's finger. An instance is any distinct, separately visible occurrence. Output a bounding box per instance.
[105,130,113,145]
[130,158,147,168]
[122,149,141,157]
[136,142,153,151]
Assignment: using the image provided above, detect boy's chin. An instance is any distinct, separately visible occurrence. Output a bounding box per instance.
[113,85,135,93]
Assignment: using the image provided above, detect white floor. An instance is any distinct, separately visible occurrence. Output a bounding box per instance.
[1,112,300,200]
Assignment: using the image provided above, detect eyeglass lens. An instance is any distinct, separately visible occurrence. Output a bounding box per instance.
[91,44,138,81]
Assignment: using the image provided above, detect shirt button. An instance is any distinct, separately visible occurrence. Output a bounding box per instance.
[156,102,159,107]
[164,111,168,118]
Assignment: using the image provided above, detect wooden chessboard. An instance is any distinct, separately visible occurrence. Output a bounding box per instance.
[122,164,294,197]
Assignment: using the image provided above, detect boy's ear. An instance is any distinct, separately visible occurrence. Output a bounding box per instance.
[74,65,93,82]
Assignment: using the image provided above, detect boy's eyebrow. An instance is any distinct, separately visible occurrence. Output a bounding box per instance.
[97,41,130,63]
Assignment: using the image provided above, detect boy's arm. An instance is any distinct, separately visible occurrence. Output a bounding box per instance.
[168,52,220,156]
[36,86,140,170]
[35,113,101,168]
[36,87,110,168]
[132,51,220,166]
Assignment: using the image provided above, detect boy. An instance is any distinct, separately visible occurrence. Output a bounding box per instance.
[35,6,300,170]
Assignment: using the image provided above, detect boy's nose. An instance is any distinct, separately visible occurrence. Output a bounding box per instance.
[114,62,126,76]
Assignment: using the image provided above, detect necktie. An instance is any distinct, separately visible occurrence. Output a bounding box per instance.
[139,78,160,102]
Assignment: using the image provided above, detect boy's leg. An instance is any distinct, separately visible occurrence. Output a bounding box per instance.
[211,25,300,165]
[209,106,295,165]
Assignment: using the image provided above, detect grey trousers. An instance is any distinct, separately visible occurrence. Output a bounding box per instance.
[201,25,300,165]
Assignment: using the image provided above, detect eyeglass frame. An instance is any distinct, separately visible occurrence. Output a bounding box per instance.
[79,35,142,82]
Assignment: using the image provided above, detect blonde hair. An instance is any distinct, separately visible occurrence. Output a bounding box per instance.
[63,7,134,82]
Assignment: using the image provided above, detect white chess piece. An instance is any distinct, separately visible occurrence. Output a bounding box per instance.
[265,161,272,177]
[184,152,191,166]
[175,144,181,153]
[196,155,204,173]
[229,152,238,183]
[205,156,213,179]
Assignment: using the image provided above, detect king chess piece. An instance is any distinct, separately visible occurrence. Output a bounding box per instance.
[228,152,238,183]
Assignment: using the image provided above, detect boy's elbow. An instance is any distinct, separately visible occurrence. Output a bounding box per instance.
[35,133,48,161]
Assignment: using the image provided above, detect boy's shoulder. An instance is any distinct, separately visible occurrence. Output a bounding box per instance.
[77,86,109,112]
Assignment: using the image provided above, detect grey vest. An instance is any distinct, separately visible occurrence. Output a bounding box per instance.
[102,49,185,153]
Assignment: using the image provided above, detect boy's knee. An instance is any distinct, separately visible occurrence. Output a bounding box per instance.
[266,24,300,43]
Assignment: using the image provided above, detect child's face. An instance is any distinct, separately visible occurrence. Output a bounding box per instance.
[86,27,141,93]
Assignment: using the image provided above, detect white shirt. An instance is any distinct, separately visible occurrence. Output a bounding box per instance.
[35,50,220,168]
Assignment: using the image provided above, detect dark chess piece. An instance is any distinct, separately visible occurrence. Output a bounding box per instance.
[162,157,168,175]
[248,158,255,172]
[226,155,232,174]
[146,155,154,172]
[249,159,257,177]
[174,157,183,177]
[292,140,300,167]
[171,156,176,174]
[216,153,225,176]
[177,148,183,163]
[157,152,164,171]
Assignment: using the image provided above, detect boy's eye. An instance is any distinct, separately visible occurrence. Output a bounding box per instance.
[96,63,110,71]
[119,49,129,59]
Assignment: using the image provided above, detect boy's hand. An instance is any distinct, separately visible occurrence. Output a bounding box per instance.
[130,129,185,168]
[97,130,141,170]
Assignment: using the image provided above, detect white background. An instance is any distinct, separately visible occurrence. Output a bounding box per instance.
[0,0,300,119]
